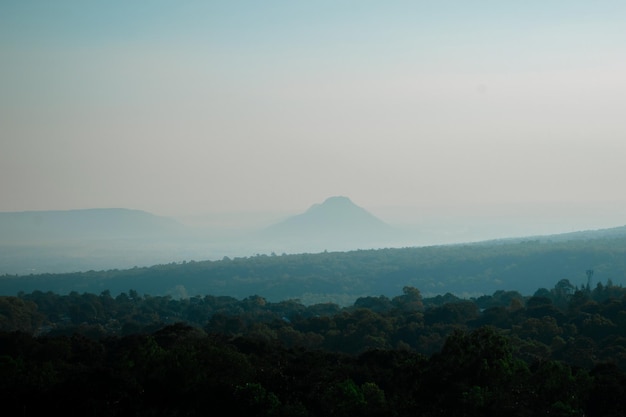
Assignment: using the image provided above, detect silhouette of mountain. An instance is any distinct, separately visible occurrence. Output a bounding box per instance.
[0,208,184,243]
[0,208,198,275]
[260,196,398,251]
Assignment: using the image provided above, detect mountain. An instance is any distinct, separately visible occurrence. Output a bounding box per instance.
[0,208,184,243]
[260,196,399,252]
[0,208,194,275]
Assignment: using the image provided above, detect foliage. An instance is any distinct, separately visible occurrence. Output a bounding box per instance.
[2,279,626,415]
[1,322,625,416]
[2,235,626,303]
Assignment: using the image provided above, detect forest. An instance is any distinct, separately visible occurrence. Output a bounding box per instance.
[2,232,626,305]
[2,278,626,416]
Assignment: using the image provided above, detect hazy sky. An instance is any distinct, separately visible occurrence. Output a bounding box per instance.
[2,1,626,218]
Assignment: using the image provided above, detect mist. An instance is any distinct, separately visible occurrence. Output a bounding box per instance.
[2,1,626,219]
[2,196,625,276]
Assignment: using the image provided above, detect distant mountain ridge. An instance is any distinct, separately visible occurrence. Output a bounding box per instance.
[2,201,625,277]
[0,208,184,242]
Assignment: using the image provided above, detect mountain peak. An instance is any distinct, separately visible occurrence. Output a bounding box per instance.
[263,196,395,251]
[323,195,353,205]
[306,196,357,213]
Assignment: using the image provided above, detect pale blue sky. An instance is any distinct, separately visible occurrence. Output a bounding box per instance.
[2,1,626,224]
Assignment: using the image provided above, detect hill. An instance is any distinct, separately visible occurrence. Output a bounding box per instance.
[0,208,195,275]
[259,196,400,252]
[3,223,626,304]
[0,208,184,243]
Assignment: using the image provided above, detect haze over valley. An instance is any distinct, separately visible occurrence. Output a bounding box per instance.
[2,1,626,293]
[1,196,626,281]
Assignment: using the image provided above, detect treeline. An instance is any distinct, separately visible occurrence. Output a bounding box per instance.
[2,279,626,364]
[2,235,626,303]
[2,280,626,415]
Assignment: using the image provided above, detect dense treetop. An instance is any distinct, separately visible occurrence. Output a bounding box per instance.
[2,278,625,364]
[2,278,626,416]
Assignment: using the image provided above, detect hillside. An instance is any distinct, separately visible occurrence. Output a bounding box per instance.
[3,226,626,304]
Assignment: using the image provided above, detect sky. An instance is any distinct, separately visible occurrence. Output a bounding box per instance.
[2,1,626,227]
